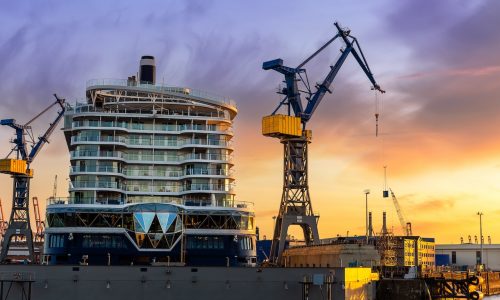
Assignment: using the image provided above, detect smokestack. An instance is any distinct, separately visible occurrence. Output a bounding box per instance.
[139,55,156,85]
[381,211,388,235]
[368,212,373,237]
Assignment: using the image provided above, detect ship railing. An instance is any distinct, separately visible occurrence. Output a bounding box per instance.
[70,166,120,173]
[46,197,252,208]
[181,199,253,208]
[85,78,236,107]
[71,135,127,144]
[71,121,234,135]
[71,150,124,159]
[68,102,232,120]
[123,170,183,177]
[47,197,123,205]
[71,181,120,189]
[184,183,235,192]
[124,185,182,193]
[122,183,234,193]
[71,135,232,148]
[70,166,232,177]
[184,168,233,176]
[70,151,231,163]
[47,197,70,205]
[182,153,233,162]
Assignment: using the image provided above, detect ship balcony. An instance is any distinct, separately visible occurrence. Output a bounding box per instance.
[182,183,235,193]
[123,153,234,165]
[71,121,233,136]
[69,166,234,180]
[69,166,123,177]
[70,181,122,192]
[70,150,125,161]
[68,103,232,123]
[123,183,235,194]
[71,135,233,150]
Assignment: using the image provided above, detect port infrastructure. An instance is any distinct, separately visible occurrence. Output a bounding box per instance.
[262,22,384,265]
[0,95,65,262]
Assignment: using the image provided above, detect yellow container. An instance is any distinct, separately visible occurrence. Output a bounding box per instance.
[0,159,28,175]
[262,114,302,137]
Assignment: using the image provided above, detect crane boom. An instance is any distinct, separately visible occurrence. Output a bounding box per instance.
[389,188,412,236]
[0,94,66,263]
[263,22,385,126]
[263,21,385,265]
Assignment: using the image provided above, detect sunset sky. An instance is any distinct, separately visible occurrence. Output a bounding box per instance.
[1,0,499,244]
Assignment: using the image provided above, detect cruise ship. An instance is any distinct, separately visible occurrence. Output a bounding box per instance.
[44,56,256,266]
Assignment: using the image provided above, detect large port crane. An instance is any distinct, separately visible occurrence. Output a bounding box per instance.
[0,95,65,262]
[389,188,412,236]
[262,22,384,265]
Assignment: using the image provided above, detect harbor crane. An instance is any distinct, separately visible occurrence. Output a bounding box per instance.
[262,22,384,265]
[0,94,65,262]
[389,188,412,236]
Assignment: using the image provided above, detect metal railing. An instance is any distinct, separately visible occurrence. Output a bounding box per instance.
[71,181,120,189]
[71,135,232,148]
[70,166,120,173]
[68,103,232,120]
[71,121,233,135]
[70,167,233,178]
[47,197,253,209]
[85,78,236,107]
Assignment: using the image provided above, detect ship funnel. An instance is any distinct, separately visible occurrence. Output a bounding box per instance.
[381,211,388,235]
[139,55,156,85]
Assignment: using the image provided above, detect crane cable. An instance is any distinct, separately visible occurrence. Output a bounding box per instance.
[374,90,380,137]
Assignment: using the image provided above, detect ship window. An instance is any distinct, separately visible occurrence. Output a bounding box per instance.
[451,251,456,264]
[186,236,225,250]
[49,234,65,248]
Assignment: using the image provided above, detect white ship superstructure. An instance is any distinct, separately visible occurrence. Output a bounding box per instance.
[64,56,237,207]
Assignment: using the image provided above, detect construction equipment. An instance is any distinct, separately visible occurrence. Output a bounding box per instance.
[378,211,396,267]
[389,188,412,236]
[262,22,384,265]
[0,94,65,262]
[0,198,8,240]
[32,197,45,244]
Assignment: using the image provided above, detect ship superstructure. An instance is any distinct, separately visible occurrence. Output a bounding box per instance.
[44,56,256,266]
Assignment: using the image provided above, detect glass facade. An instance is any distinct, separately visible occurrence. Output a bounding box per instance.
[65,79,237,206]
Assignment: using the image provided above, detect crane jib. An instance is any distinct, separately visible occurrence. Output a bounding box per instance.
[263,21,384,126]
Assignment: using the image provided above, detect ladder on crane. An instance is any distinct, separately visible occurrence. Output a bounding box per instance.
[389,188,412,236]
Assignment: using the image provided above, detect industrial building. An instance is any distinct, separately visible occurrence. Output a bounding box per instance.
[436,243,500,271]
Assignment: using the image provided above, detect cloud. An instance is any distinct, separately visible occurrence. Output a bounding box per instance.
[412,198,455,211]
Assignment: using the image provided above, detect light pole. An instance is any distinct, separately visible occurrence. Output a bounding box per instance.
[477,212,483,266]
[364,189,370,244]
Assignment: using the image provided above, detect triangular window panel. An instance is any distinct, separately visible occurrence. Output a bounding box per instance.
[148,216,163,234]
[134,212,155,233]
[157,235,168,249]
[148,233,163,248]
[134,215,145,233]
[157,213,177,233]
